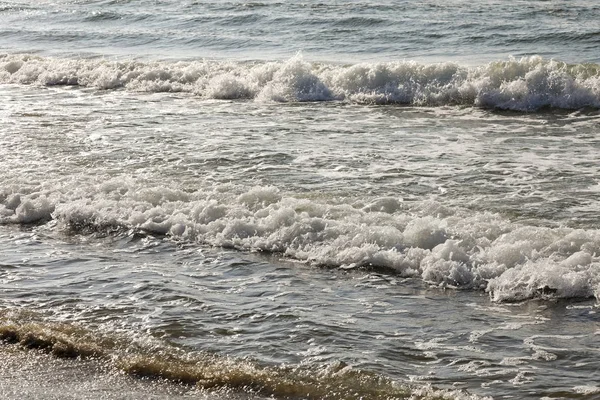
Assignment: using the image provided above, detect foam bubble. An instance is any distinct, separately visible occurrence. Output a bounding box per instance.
[0,193,55,224]
[487,257,599,302]
[256,54,334,102]
[2,54,598,111]
[574,385,600,395]
[2,179,600,302]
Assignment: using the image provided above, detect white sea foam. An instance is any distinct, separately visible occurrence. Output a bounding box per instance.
[1,54,599,111]
[574,385,600,395]
[2,181,600,302]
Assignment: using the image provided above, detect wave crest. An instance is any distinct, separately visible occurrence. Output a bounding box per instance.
[1,54,599,111]
[2,181,600,303]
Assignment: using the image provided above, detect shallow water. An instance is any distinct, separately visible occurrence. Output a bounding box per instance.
[1,225,599,399]
[2,1,600,399]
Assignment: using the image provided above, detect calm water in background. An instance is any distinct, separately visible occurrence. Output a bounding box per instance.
[1,1,600,399]
[1,0,600,64]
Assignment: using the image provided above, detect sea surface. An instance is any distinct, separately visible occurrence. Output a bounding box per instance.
[1,1,600,399]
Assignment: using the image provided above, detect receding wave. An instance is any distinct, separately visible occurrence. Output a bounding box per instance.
[0,310,485,400]
[1,53,599,111]
[1,182,600,303]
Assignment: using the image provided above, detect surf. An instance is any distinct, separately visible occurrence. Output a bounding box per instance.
[1,54,599,111]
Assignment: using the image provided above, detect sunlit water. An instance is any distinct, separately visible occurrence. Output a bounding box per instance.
[1,0,599,64]
[1,1,600,399]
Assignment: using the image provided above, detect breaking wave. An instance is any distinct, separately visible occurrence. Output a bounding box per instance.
[1,182,600,303]
[1,53,599,111]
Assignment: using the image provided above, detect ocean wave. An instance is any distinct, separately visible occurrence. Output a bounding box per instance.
[1,182,599,303]
[0,310,488,400]
[1,53,599,111]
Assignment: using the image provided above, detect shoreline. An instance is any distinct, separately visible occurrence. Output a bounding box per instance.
[0,344,259,400]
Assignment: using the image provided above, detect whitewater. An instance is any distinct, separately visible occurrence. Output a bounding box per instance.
[2,54,600,110]
[1,1,600,399]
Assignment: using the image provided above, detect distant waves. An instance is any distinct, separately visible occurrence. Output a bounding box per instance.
[1,54,599,111]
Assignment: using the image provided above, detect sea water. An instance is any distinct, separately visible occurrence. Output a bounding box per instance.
[1,1,600,399]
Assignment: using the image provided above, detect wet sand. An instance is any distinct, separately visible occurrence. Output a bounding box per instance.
[0,345,260,400]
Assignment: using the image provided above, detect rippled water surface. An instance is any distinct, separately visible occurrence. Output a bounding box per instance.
[1,1,600,399]
[2,225,599,400]
[1,0,599,63]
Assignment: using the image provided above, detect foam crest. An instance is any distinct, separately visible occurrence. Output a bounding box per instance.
[1,54,599,110]
[2,181,600,302]
[256,54,335,102]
